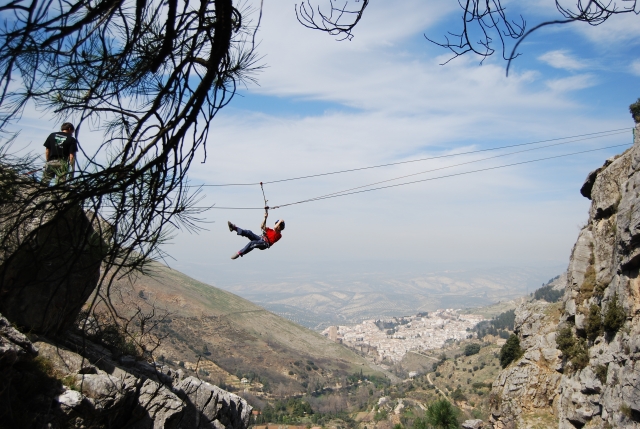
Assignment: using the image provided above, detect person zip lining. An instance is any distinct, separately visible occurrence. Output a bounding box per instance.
[227,182,285,259]
[227,211,285,259]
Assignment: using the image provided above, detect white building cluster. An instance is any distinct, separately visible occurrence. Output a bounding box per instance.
[322,309,484,363]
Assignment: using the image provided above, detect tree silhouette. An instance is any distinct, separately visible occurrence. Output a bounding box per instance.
[297,0,639,73]
[0,0,261,346]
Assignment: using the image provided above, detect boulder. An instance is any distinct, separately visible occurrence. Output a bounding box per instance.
[176,376,252,429]
[0,200,111,335]
[462,419,484,428]
[132,379,186,429]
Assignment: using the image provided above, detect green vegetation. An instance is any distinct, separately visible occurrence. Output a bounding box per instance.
[499,334,523,368]
[556,326,589,370]
[464,343,481,356]
[432,353,448,371]
[556,326,575,356]
[595,364,608,384]
[374,409,389,422]
[603,294,626,334]
[347,370,390,389]
[630,98,640,122]
[260,398,313,423]
[451,387,467,402]
[474,309,515,340]
[412,342,499,423]
[492,310,516,330]
[620,404,634,420]
[570,338,589,369]
[585,304,603,342]
[423,399,461,429]
[533,284,563,303]
[578,265,597,303]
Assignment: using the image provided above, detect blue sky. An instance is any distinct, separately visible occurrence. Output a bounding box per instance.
[170,0,639,287]
[14,0,640,291]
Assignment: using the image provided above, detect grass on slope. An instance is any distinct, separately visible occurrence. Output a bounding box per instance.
[108,261,381,394]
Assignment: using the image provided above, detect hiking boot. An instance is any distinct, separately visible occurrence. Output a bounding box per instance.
[228,221,236,232]
[231,252,240,260]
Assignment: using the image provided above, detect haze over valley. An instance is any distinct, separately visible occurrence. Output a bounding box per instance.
[194,264,563,329]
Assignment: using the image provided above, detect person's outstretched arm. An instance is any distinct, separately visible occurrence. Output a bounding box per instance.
[260,211,268,232]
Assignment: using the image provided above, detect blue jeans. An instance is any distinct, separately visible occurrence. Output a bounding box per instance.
[236,227,268,256]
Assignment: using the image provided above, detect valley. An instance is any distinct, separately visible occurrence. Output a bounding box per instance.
[204,265,561,330]
[96,259,542,428]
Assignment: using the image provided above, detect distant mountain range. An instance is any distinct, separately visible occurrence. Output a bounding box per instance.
[208,266,563,330]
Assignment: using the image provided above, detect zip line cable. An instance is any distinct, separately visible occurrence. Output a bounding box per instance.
[201,142,631,210]
[192,127,630,187]
[255,135,626,205]
[274,143,632,209]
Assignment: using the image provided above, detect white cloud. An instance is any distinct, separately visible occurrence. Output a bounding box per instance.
[545,74,597,92]
[632,60,640,76]
[574,12,640,45]
[538,50,587,70]
[11,0,634,288]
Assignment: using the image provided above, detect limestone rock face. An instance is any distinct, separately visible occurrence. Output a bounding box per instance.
[490,301,562,429]
[0,312,252,429]
[0,198,110,335]
[177,377,251,429]
[489,123,640,428]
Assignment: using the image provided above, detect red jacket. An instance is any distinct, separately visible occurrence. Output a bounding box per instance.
[263,228,281,245]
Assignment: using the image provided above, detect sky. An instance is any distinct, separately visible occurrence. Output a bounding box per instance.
[12,0,640,291]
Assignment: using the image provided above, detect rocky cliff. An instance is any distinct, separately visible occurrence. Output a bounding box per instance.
[0,311,252,428]
[0,181,111,336]
[490,124,640,429]
[0,179,252,428]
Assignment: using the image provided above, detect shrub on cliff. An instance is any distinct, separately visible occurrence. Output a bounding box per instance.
[556,326,589,370]
[556,326,575,356]
[499,334,523,368]
[595,364,608,384]
[570,338,589,370]
[603,294,626,334]
[585,304,603,342]
[578,265,597,303]
[533,284,563,303]
[630,98,640,123]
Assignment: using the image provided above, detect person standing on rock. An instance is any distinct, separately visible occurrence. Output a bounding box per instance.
[42,122,78,185]
[227,210,285,259]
